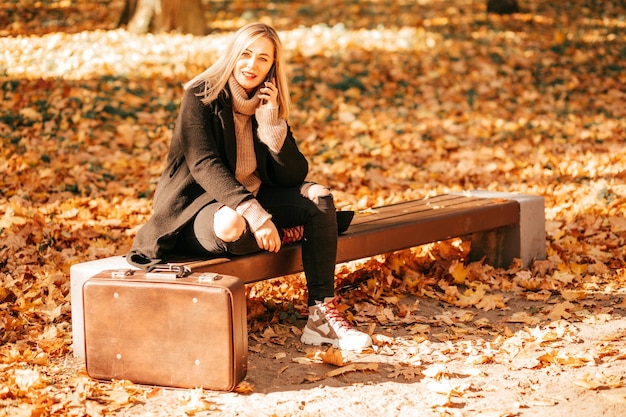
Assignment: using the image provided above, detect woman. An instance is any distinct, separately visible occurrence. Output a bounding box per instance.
[127,23,371,352]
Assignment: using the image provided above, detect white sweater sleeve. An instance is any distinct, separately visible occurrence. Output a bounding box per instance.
[235,199,272,232]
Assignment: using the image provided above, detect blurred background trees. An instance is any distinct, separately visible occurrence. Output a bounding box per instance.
[118,0,206,34]
[117,0,521,35]
[487,0,521,14]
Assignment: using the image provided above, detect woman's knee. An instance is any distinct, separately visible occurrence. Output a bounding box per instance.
[213,206,247,242]
[300,182,332,204]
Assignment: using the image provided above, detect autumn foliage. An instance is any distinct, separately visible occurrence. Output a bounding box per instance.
[1,0,625,415]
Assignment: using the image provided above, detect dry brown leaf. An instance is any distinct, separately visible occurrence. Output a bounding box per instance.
[601,330,626,342]
[574,373,624,390]
[388,365,420,381]
[302,374,325,384]
[547,301,576,320]
[600,391,626,404]
[422,364,448,380]
[12,368,45,393]
[233,381,255,394]
[561,289,587,301]
[292,356,314,365]
[527,396,559,407]
[371,333,395,346]
[507,312,542,326]
[538,350,589,368]
[177,388,220,414]
[526,290,552,301]
[319,346,347,367]
[325,363,379,378]
[407,323,431,335]
[615,298,626,310]
[475,293,507,311]
[426,378,474,407]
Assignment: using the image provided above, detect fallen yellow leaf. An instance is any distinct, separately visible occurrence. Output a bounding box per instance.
[449,261,468,285]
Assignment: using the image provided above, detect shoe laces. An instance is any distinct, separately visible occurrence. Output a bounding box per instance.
[320,297,356,332]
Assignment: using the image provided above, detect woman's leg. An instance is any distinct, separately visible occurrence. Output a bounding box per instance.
[257,183,338,306]
[258,183,372,351]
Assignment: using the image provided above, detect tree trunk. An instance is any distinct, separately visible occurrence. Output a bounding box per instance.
[119,0,206,35]
[487,0,520,14]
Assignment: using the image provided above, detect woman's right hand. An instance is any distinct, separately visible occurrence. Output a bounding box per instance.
[260,80,278,108]
[254,219,281,253]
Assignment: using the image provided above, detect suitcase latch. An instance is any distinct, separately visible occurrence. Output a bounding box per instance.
[198,272,223,282]
[111,269,135,278]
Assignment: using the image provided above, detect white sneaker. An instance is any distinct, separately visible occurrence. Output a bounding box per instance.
[300,297,372,352]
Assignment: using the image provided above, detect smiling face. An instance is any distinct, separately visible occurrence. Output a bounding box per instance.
[233,36,275,93]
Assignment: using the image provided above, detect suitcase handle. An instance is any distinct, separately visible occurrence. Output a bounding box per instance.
[146,264,190,278]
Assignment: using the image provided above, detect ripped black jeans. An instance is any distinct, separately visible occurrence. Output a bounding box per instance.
[178,183,338,306]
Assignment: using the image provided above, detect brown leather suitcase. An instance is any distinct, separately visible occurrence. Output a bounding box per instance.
[82,269,247,391]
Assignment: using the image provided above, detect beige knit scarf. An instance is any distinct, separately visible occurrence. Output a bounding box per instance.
[228,76,262,195]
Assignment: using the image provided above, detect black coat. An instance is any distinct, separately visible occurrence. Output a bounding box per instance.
[127,83,309,268]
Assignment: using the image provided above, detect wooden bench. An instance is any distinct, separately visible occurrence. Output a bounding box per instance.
[70,190,546,358]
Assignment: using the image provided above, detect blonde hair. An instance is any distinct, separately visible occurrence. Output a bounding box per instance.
[185,23,291,120]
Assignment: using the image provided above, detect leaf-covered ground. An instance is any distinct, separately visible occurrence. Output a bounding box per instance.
[1,0,626,416]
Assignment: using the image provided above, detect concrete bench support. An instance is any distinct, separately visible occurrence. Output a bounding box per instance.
[454,190,546,267]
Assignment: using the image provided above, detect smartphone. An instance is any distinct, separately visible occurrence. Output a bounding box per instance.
[265,64,276,84]
[262,64,275,104]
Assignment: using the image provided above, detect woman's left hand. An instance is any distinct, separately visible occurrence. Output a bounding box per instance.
[260,81,278,107]
[253,219,281,253]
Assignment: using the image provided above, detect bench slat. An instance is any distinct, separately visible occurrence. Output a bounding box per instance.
[350,196,511,228]
[351,195,506,226]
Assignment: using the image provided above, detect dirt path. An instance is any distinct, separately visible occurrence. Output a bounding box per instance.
[45,295,626,417]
